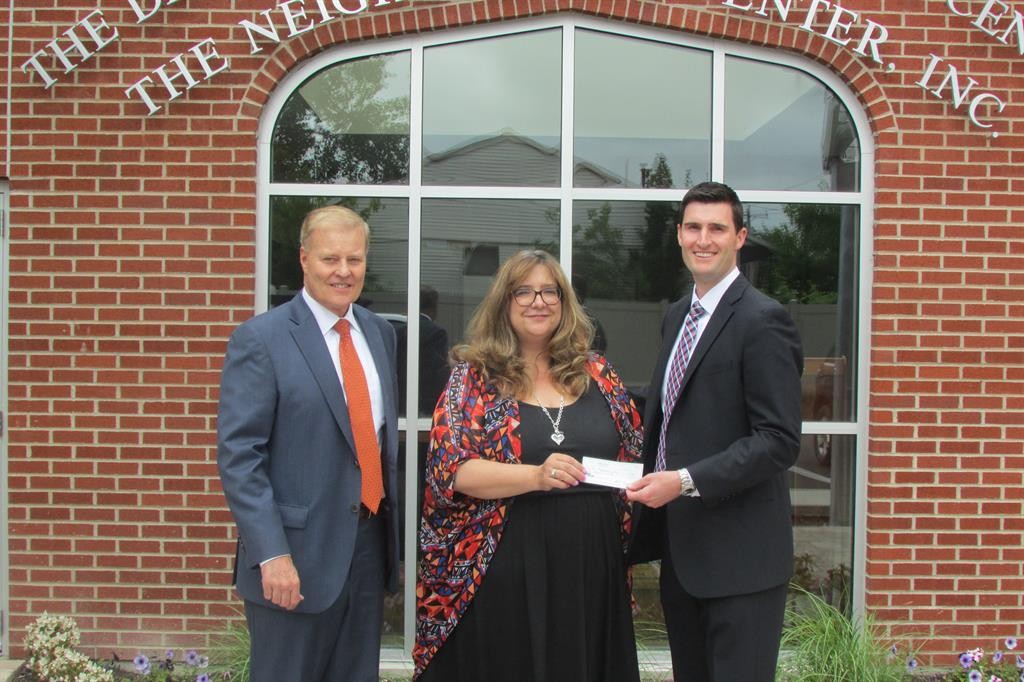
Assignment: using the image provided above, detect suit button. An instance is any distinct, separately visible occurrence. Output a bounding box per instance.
[350,504,359,514]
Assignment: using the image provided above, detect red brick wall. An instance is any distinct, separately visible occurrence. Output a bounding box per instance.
[4,0,1022,665]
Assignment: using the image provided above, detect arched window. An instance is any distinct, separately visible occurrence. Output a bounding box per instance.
[258,16,872,654]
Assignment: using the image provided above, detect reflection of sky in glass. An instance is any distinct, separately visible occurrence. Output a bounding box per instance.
[725,58,841,191]
[575,30,710,137]
[423,30,561,147]
[574,30,711,188]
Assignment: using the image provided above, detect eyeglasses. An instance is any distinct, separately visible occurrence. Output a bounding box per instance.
[511,286,562,306]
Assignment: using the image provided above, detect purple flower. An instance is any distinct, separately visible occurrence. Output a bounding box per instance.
[995,651,1006,663]
[198,655,210,668]
[185,649,200,666]
[906,657,918,671]
[1017,654,1024,669]
[963,652,977,668]
[888,644,898,658]
[1008,637,1019,650]
[166,649,175,660]
[969,671,982,682]
[133,654,151,674]
[196,674,211,682]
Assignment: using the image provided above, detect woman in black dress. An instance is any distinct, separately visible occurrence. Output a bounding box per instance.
[414,250,643,681]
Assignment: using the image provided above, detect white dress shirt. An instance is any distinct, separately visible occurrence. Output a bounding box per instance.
[302,288,385,438]
[660,268,741,497]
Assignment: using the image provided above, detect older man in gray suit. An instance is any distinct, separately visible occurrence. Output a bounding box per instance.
[217,205,400,682]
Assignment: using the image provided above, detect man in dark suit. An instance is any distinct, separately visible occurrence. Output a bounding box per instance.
[627,182,803,682]
[395,284,450,418]
[217,205,400,682]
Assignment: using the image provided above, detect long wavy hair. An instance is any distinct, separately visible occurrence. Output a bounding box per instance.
[454,250,594,399]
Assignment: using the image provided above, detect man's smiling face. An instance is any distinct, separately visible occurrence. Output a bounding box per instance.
[677,201,747,297]
[300,221,367,318]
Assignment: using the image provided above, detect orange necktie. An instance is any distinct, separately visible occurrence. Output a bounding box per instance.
[334,319,384,514]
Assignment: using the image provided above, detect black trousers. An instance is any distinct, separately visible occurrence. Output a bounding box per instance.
[660,544,788,682]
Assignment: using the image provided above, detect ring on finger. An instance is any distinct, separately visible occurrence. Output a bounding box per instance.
[551,468,560,479]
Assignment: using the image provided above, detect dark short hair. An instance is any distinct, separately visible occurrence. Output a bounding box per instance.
[420,285,438,314]
[680,181,745,231]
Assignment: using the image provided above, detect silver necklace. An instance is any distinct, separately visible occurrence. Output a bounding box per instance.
[532,392,566,445]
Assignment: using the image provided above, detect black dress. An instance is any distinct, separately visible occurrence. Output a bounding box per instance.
[419,385,640,682]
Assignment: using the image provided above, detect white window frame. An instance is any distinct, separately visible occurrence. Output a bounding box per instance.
[255,15,874,655]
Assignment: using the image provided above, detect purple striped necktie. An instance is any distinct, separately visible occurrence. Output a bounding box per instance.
[655,300,707,472]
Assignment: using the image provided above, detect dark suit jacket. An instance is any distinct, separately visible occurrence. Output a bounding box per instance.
[396,313,450,417]
[217,294,401,613]
[629,274,803,598]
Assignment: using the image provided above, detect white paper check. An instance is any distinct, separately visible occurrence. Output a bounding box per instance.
[582,457,644,489]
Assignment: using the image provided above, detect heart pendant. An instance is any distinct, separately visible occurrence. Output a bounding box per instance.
[550,431,565,445]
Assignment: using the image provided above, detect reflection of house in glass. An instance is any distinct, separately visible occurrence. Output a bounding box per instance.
[422,128,629,187]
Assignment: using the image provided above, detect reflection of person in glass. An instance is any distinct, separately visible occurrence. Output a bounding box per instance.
[395,285,451,417]
[572,272,608,353]
[413,250,643,681]
[626,182,803,682]
[415,285,450,415]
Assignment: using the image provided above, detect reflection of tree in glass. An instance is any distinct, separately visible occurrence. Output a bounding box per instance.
[269,196,384,302]
[272,56,409,184]
[629,154,688,302]
[538,203,630,300]
[571,203,630,299]
[755,204,840,304]
[543,154,692,303]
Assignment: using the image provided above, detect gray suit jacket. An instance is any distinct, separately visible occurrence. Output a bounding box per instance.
[217,294,400,613]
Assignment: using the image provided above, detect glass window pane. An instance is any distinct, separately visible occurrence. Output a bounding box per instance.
[268,195,409,314]
[725,57,859,192]
[790,433,855,615]
[422,31,562,186]
[422,198,560,348]
[574,30,711,189]
[271,53,411,184]
[743,203,858,422]
[570,200,683,391]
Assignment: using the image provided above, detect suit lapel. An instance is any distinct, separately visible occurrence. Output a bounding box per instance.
[287,296,358,453]
[354,305,396,432]
[678,275,749,391]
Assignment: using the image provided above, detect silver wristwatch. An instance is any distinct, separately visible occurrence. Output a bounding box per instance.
[678,468,696,497]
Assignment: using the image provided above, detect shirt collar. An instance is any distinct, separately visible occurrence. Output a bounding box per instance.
[301,288,362,337]
[691,268,740,317]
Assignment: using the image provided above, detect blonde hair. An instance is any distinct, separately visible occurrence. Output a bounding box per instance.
[299,205,370,249]
[454,250,594,399]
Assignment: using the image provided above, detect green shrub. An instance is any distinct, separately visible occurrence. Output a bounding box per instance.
[777,587,911,682]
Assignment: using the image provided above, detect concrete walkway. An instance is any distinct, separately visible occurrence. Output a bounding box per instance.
[0,659,21,680]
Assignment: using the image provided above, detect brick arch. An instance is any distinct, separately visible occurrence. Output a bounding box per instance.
[237,0,895,140]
